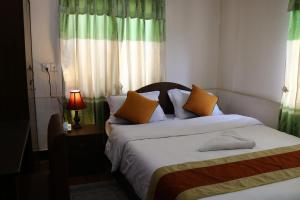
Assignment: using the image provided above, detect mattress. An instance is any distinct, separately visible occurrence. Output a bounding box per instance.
[105,114,300,200]
[105,114,178,136]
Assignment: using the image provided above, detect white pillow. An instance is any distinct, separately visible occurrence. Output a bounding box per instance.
[168,89,223,119]
[107,91,166,124]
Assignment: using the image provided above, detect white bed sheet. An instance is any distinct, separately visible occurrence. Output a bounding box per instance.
[105,114,178,137]
[105,115,300,200]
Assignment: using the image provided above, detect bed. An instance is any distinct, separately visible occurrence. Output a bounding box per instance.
[104,82,300,200]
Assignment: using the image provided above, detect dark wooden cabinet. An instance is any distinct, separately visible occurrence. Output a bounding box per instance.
[0,0,37,199]
[0,121,33,200]
[66,125,109,177]
[0,0,37,132]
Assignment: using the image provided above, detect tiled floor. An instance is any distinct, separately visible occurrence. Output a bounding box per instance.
[69,174,113,186]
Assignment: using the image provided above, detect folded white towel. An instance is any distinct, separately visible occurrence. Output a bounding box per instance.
[198,131,256,152]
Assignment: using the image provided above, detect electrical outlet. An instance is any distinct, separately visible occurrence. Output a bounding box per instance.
[41,63,57,72]
[41,63,50,72]
[50,64,57,72]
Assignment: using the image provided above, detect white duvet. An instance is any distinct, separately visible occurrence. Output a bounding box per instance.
[105,115,300,200]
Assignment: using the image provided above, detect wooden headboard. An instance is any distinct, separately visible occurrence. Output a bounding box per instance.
[136,82,191,114]
[103,82,191,121]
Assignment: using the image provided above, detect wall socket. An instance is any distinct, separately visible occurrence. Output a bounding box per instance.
[41,63,57,72]
[50,64,57,72]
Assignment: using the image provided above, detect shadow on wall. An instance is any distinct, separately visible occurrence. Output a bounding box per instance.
[216,89,281,129]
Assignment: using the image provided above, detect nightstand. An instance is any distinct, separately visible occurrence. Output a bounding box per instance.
[65,125,109,177]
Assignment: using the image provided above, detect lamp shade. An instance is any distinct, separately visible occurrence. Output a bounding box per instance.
[67,90,86,110]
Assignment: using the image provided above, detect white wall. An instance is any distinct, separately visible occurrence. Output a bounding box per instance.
[166,0,220,89]
[30,0,62,151]
[218,0,289,102]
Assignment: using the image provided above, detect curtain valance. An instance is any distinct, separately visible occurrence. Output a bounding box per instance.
[59,0,165,20]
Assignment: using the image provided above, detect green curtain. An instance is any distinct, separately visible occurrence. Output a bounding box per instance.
[288,0,300,11]
[59,0,165,19]
[59,0,165,42]
[59,0,165,126]
[278,0,300,137]
[60,14,165,42]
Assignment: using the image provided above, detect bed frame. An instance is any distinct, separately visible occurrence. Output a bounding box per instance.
[104,82,191,199]
[104,82,191,120]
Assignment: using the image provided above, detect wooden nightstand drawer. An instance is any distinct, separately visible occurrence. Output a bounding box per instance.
[65,125,108,177]
[68,135,102,153]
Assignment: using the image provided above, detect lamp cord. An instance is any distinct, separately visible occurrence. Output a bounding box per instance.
[55,96,65,121]
[45,68,66,121]
[46,68,52,97]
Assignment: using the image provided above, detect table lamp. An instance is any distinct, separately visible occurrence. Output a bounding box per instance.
[67,90,86,129]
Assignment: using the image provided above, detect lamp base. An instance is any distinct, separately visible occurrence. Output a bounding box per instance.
[73,110,82,129]
[72,123,82,129]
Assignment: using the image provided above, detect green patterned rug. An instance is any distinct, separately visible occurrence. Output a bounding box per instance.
[70,181,129,200]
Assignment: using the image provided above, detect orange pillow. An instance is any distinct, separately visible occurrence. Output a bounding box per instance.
[183,85,218,116]
[114,91,158,124]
